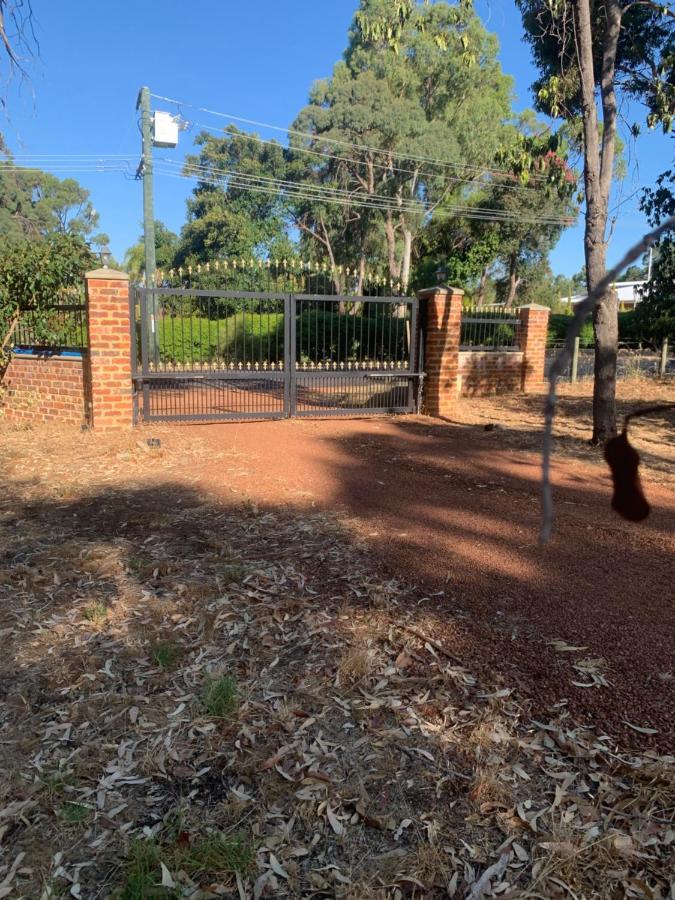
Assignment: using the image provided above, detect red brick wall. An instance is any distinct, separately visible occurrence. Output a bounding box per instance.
[419,292,551,414]
[518,305,550,391]
[419,287,463,418]
[85,269,133,431]
[458,351,524,396]
[0,353,88,425]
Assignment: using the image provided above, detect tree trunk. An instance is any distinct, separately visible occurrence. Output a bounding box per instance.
[575,0,622,444]
[400,228,413,295]
[476,265,489,307]
[384,213,400,284]
[505,253,520,309]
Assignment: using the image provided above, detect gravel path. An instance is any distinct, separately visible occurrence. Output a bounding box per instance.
[180,411,674,750]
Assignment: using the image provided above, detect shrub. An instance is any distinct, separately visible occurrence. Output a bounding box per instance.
[150,306,409,367]
[0,234,94,351]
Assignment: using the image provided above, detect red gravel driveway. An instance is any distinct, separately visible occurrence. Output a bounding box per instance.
[179,414,675,749]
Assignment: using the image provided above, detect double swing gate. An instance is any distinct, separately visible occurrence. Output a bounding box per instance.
[131,284,421,423]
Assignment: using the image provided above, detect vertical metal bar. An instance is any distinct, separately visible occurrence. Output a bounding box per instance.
[284,294,292,417]
[139,288,151,418]
[330,300,334,368]
[129,286,140,424]
[290,293,298,416]
[408,299,418,411]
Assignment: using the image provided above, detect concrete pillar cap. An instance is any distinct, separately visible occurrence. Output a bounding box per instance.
[418,285,464,298]
[518,303,549,311]
[86,268,130,281]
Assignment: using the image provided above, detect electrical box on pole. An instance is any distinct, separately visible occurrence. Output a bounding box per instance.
[153,111,179,148]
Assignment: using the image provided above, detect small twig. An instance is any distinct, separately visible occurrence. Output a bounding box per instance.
[541,213,675,544]
[1,311,19,354]
[400,623,464,665]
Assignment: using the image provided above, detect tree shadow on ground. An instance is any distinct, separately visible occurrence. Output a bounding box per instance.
[274,415,675,744]
[1,435,673,896]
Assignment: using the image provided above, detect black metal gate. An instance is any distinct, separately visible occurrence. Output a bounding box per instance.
[131,286,420,423]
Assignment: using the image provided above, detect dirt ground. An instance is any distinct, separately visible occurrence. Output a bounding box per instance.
[175,381,675,746]
[0,378,673,897]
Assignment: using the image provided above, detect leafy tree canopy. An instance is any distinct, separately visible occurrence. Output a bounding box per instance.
[635,165,674,341]
[289,0,515,291]
[175,126,290,268]
[515,0,674,132]
[125,221,180,279]
[1,141,108,244]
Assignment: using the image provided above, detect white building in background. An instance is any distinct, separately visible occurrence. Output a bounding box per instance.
[561,280,648,310]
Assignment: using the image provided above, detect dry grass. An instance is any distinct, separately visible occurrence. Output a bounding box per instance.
[0,420,673,898]
[452,378,675,489]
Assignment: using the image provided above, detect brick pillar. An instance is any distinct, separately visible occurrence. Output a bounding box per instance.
[518,303,550,392]
[85,268,133,430]
[418,286,464,418]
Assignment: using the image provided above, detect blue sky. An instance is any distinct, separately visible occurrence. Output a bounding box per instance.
[3,0,672,277]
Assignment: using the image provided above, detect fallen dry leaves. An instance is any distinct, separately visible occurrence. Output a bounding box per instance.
[0,423,673,898]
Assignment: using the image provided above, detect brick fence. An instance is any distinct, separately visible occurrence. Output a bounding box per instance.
[84,268,133,431]
[419,286,549,416]
[1,268,132,430]
[1,353,89,425]
[2,275,549,429]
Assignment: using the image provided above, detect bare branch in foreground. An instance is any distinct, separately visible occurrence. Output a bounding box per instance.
[540,212,675,544]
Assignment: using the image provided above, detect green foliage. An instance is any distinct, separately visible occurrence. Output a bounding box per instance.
[125,221,180,280]
[548,313,644,347]
[0,233,94,348]
[176,126,290,267]
[515,1,674,133]
[59,802,90,825]
[290,0,515,290]
[178,833,254,878]
[200,674,238,718]
[118,840,176,900]
[636,166,674,341]
[152,307,406,367]
[1,150,105,242]
[83,603,108,622]
[155,311,284,366]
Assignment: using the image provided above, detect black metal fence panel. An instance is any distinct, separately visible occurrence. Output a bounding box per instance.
[132,285,420,422]
[460,306,520,351]
[13,303,87,351]
[293,373,413,417]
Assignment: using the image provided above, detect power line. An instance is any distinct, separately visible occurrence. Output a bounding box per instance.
[159,165,573,225]
[159,157,572,224]
[189,118,554,199]
[150,90,556,184]
[155,165,574,226]
[5,154,136,159]
[1,163,136,173]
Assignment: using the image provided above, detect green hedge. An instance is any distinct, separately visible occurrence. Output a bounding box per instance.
[150,308,408,367]
[154,311,284,366]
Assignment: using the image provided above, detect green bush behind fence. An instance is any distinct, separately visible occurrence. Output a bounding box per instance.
[150,308,408,367]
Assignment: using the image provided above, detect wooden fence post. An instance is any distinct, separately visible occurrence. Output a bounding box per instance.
[659,337,669,378]
[571,336,580,383]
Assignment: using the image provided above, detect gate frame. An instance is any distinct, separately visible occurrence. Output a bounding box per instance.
[130,286,422,423]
